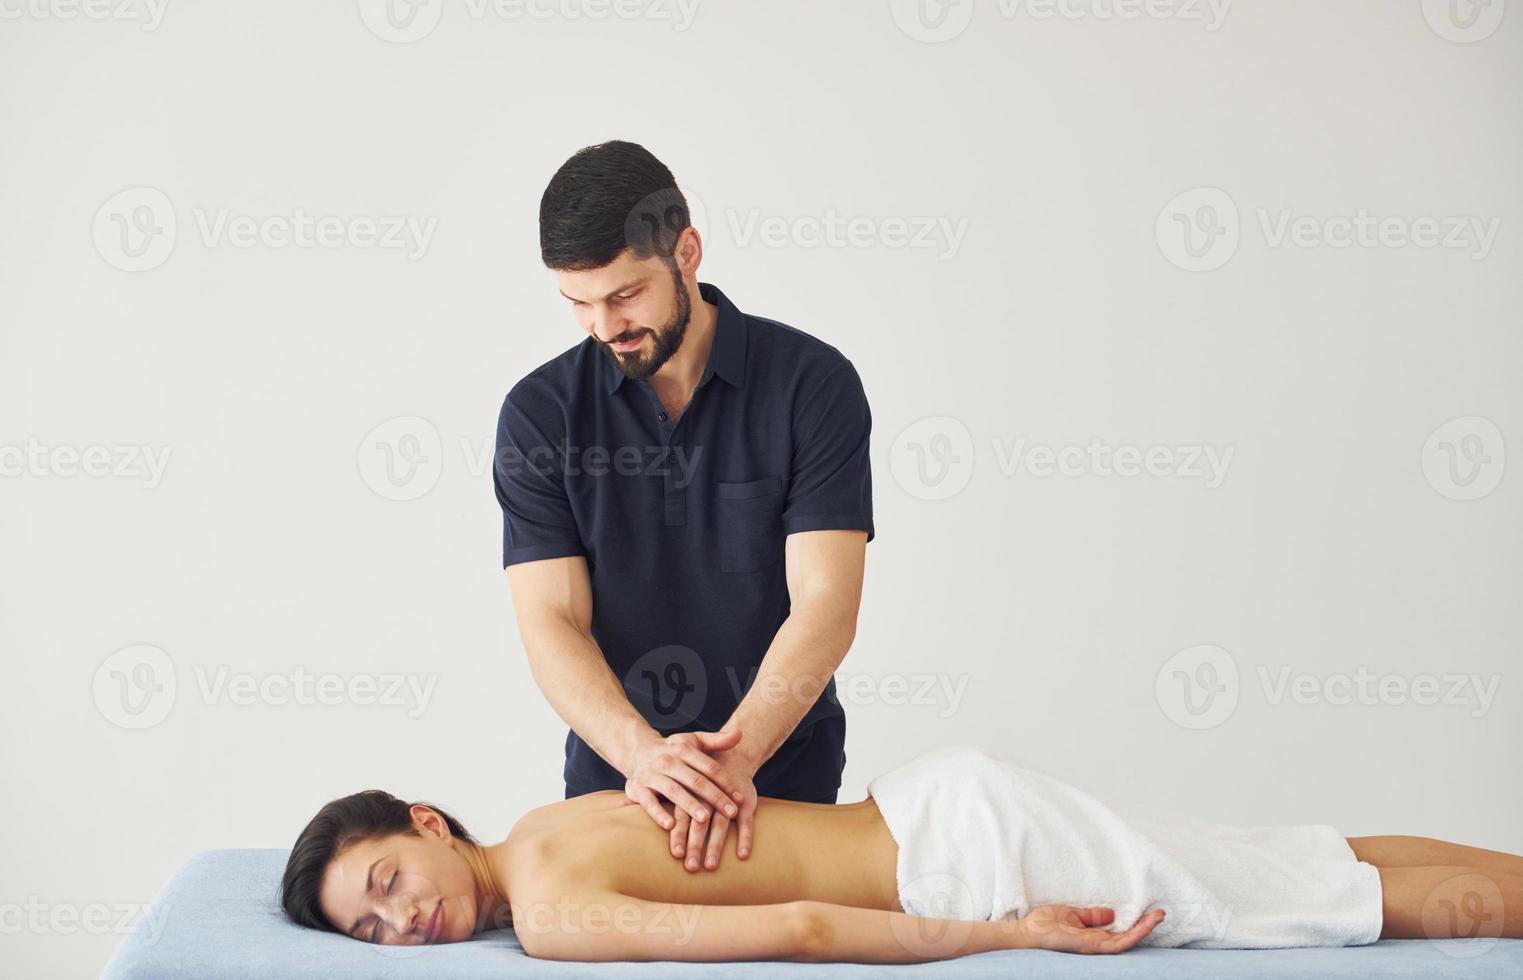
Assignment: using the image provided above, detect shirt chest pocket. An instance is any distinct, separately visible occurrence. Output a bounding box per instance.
[714,474,784,573]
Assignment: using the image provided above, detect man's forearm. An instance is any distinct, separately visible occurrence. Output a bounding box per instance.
[521,618,658,776]
[724,597,856,771]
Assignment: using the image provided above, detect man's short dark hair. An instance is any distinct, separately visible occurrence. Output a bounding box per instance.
[539,139,692,271]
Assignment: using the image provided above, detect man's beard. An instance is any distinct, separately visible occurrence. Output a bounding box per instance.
[601,266,691,381]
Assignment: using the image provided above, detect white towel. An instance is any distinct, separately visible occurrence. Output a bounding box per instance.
[865,745,1384,949]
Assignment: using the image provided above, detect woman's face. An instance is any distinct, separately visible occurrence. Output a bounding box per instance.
[318,808,481,945]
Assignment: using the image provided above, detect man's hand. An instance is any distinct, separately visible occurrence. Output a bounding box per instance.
[625,729,747,839]
[1015,905,1165,954]
[668,739,759,872]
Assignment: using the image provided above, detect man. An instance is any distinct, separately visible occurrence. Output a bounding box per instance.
[494,140,874,874]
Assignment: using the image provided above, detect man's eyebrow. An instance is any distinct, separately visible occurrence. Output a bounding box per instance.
[558,279,645,303]
[346,858,381,937]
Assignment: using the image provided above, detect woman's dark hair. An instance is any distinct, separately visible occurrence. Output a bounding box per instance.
[539,139,691,271]
[280,789,476,932]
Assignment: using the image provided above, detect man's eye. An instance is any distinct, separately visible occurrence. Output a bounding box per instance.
[616,292,636,301]
[386,871,395,894]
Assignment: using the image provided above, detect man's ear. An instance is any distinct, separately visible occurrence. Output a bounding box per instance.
[673,224,702,276]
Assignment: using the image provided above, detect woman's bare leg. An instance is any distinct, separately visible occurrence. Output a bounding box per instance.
[1375,865,1523,940]
[1348,835,1523,879]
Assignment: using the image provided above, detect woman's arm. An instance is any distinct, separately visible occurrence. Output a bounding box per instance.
[792,900,1163,963]
[512,885,1163,963]
[512,888,812,962]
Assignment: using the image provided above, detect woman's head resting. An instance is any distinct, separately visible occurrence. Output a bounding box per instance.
[281,789,487,945]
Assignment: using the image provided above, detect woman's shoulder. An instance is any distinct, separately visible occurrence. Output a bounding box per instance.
[507,790,627,842]
[501,793,639,913]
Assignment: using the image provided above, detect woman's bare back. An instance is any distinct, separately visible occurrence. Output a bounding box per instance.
[501,790,903,913]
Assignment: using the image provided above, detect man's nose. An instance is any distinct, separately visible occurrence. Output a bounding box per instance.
[591,312,626,343]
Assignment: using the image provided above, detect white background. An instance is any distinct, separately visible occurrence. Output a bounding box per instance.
[1,1,1519,976]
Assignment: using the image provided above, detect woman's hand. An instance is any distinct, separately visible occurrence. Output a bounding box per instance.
[1015,905,1165,954]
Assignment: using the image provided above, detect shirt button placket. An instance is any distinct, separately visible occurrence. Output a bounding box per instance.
[641,383,684,527]
[663,444,684,527]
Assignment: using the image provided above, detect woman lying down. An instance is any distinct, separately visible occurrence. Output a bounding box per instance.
[280,745,1522,962]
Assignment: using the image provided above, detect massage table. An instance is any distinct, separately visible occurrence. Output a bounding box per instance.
[102,849,1523,978]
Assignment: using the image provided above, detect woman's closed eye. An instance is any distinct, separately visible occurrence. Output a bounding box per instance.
[363,870,397,943]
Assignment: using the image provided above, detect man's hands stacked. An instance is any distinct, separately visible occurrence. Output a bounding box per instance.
[622,729,760,872]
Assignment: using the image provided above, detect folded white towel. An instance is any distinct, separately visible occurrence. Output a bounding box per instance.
[866,745,1384,948]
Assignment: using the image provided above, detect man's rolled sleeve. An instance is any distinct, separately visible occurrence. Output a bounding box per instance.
[781,359,875,542]
[494,385,587,568]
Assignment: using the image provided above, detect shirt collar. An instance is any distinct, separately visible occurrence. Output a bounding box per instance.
[603,280,747,395]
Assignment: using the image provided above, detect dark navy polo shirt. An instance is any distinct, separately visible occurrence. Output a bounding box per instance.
[493,281,874,801]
